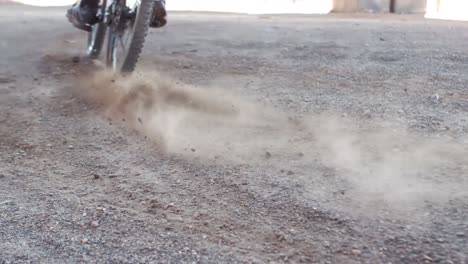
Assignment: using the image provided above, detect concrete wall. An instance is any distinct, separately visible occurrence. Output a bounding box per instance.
[333,0,359,12]
[167,0,333,14]
[395,0,426,13]
[333,0,426,13]
[359,0,390,12]
[425,0,468,21]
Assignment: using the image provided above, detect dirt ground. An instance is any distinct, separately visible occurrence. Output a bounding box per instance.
[1,3,468,263]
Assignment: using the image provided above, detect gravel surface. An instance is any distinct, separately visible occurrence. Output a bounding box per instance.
[1,4,467,263]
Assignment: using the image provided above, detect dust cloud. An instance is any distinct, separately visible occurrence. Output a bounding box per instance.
[77,70,468,213]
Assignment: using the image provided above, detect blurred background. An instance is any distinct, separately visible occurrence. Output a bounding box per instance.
[4,0,468,20]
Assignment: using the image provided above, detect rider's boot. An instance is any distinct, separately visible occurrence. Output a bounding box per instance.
[66,2,99,32]
[150,0,167,28]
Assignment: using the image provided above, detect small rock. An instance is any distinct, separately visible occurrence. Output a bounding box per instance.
[456,232,465,237]
[352,249,362,256]
[430,93,440,102]
[189,49,198,53]
[379,37,385,41]
[398,109,405,114]
[96,207,106,217]
[72,56,80,63]
[93,174,100,180]
[81,238,89,244]
[90,220,99,228]
[287,170,294,176]
[297,152,304,157]
[265,151,272,158]
[191,148,196,152]
[364,109,372,118]
[423,255,433,261]
[137,117,143,124]
[68,145,74,149]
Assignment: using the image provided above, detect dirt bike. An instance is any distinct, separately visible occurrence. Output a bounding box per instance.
[87,0,153,74]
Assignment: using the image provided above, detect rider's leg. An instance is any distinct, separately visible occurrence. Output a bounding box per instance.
[150,0,167,28]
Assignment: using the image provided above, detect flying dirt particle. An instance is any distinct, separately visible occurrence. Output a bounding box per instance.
[379,37,385,41]
[191,148,196,152]
[111,79,115,83]
[351,249,362,256]
[423,255,433,261]
[287,170,295,176]
[108,174,117,179]
[189,49,198,53]
[297,152,304,157]
[93,174,100,180]
[68,145,74,149]
[138,117,143,124]
[90,220,99,228]
[280,169,285,173]
[96,207,105,216]
[72,56,80,63]
[265,151,272,158]
[456,232,465,237]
